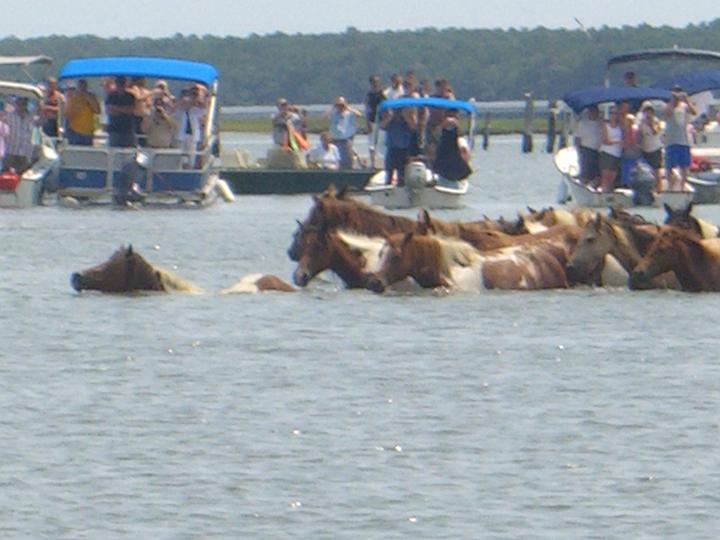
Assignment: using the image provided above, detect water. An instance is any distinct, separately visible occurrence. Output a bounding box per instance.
[2,134,720,538]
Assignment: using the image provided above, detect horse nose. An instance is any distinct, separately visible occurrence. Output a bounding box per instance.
[366,275,386,294]
[292,268,309,287]
[629,270,647,290]
[565,263,580,284]
[70,272,84,291]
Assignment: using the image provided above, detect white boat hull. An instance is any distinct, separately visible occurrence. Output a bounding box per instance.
[554,146,694,209]
[365,164,468,209]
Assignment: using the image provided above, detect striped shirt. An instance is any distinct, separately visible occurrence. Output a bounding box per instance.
[6,111,35,159]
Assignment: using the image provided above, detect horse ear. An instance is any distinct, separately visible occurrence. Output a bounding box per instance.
[663,203,673,216]
[155,270,166,291]
[402,232,414,246]
[326,183,337,198]
[526,206,537,214]
[337,185,351,199]
[593,213,603,230]
[686,202,694,216]
[127,244,133,256]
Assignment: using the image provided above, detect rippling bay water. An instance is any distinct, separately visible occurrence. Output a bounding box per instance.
[1,134,719,538]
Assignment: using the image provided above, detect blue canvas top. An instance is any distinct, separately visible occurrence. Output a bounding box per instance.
[58,57,218,87]
[378,97,476,115]
[562,86,672,114]
[651,69,720,95]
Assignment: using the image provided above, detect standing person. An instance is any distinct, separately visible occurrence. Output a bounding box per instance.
[175,86,206,167]
[623,71,637,87]
[271,98,303,147]
[380,104,417,186]
[64,78,100,146]
[0,108,9,169]
[384,73,404,100]
[127,77,153,145]
[433,109,472,181]
[574,105,602,186]
[141,96,178,149]
[638,103,664,192]
[40,77,63,137]
[618,101,641,187]
[327,96,362,170]
[425,78,454,164]
[105,76,136,148]
[5,98,36,173]
[663,85,697,191]
[364,75,385,167]
[598,106,623,193]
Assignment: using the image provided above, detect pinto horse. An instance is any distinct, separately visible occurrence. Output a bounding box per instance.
[71,245,295,294]
[565,213,679,289]
[364,230,571,293]
[631,227,720,292]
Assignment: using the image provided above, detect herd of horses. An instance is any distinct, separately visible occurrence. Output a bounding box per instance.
[71,185,720,295]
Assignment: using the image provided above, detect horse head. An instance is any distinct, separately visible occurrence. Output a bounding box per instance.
[71,245,165,293]
[663,202,718,239]
[630,226,686,289]
[292,222,331,287]
[565,213,614,285]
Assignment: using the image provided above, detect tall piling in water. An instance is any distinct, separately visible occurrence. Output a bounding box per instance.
[522,92,534,153]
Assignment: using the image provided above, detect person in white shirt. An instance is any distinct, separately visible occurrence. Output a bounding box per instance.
[306,132,340,170]
[574,105,602,185]
[638,103,664,192]
[383,73,404,100]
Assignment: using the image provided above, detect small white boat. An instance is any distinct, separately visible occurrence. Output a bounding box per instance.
[0,81,59,208]
[365,96,475,209]
[365,161,468,209]
[554,146,694,210]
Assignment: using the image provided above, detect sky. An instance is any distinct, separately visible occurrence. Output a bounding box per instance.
[3,0,719,39]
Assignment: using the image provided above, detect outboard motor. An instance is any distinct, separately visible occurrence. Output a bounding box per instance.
[404,160,431,189]
[113,151,150,207]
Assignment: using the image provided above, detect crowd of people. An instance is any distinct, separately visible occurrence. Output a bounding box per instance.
[270,70,472,184]
[575,71,700,193]
[0,75,211,174]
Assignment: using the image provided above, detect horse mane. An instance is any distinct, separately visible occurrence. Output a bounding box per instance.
[429,234,478,270]
[155,267,204,293]
[335,229,387,271]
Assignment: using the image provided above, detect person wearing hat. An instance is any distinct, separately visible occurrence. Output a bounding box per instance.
[271,98,303,147]
[326,96,362,170]
[662,85,697,191]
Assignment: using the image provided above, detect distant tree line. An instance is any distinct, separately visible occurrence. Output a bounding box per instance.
[1,20,720,105]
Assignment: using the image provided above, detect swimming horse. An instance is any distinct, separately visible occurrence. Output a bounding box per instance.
[363,227,572,293]
[662,203,719,239]
[631,227,720,292]
[565,212,679,289]
[71,245,294,294]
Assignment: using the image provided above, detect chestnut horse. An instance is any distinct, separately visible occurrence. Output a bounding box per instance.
[72,245,295,294]
[291,223,382,288]
[364,230,571,293]
[565,213,679,289]
[631,227,720,292]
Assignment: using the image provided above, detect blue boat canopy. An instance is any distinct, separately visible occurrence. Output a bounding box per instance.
[562,86,672,114]
[58,57,218,87]
[378,97,476,115]
[651,69,720,95]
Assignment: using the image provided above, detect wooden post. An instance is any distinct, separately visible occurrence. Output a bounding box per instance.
[522,92,534,153]
[545,100,557,153]
[482,112,490,150]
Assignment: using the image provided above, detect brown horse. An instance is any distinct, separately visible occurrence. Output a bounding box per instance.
[631,227,720,292]
[364,230,570,293]
[71,245,204,293]
[72,245,295,294]
[663,203,719,238]
[565,213,679,289]
[291,223,381,288]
